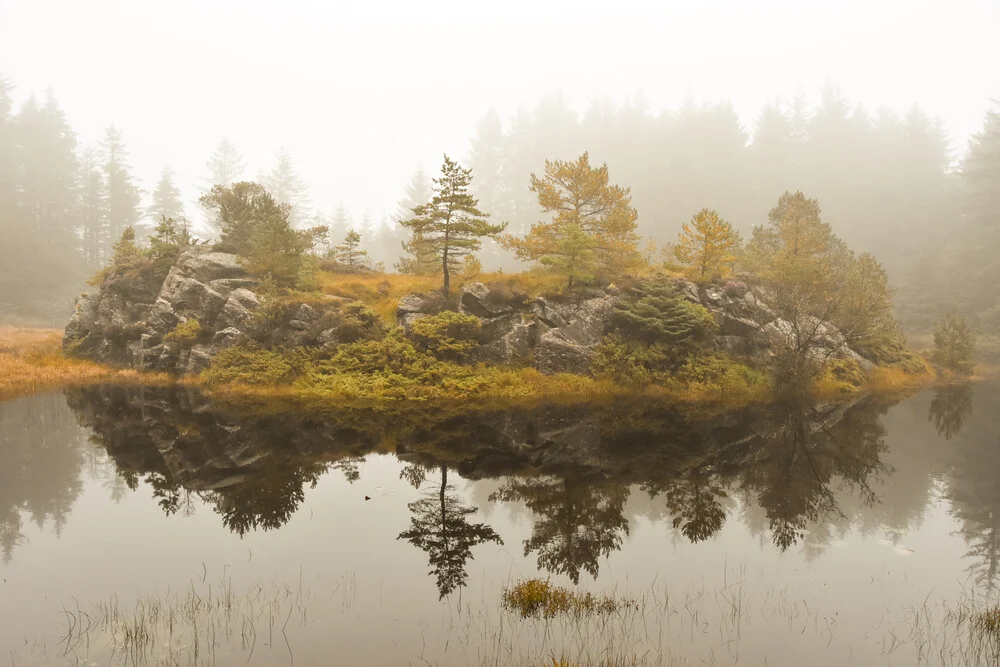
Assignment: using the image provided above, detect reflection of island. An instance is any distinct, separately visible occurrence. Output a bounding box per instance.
[61,383,1000,589]
[398,465,502,598]
[0,393,87,563]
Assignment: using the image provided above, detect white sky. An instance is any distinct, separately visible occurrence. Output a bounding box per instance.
[2,0,998,225]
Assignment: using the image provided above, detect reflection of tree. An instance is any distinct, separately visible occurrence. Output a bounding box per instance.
[946,384,1000,590]
[204,463,328,536]
[648,469,727,543]
[332,456,364,484]
[400,462,431,490]
[398,466,502,598]
[491,473,628,584]
[737,399,889,551]
[928,384,974,441]
[0,394,87,563]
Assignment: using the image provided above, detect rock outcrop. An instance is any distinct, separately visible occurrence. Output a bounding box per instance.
[65,247,261,373]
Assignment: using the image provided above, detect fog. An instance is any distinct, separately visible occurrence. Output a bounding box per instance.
[2,0,996,221]
[1,0,999,328]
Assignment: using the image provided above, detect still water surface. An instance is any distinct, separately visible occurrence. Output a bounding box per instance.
[1,383,997,665]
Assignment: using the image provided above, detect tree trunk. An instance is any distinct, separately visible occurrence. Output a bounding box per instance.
[442,248,450,297]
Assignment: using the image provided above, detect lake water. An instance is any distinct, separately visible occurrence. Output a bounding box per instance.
[1,383,998,666]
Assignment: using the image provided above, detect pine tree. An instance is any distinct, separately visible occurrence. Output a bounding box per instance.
[674,208,742,282]
[100,125,141,257]
[334,229,369,267]
[262,148,310,227]
[501,152,641,285]
[149,166,186,224]
[204,138,245,188]
[399,155,505,296]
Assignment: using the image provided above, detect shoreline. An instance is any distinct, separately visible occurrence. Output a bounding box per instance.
[2,326,965,412]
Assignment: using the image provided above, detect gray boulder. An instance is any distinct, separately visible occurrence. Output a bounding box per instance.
[179,251,244,282]
[459,282,516,318]
[534,296,614,375]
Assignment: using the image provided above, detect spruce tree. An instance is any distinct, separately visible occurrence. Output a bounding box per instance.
[204,138,246,188]
[400,155,505,296]
[149,167,186,224]
[262,148,310,227]
[100,125,141,257]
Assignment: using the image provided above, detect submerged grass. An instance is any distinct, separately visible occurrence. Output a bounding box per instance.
[0,326,168,400]
[502,579,637,619]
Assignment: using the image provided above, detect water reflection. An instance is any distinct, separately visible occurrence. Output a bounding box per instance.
[2,382,997,597]
[0,393,86,563]
[398,465,503,598]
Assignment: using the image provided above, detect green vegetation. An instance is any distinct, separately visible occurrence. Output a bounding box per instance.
[399,155,506,297]
[405,310,483,362]
[163,319,201,348]
[933,306,976,374]
[200,181,326,286]
[501,579,635,619]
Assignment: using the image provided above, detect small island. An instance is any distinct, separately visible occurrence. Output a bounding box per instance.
[59,152,963,409]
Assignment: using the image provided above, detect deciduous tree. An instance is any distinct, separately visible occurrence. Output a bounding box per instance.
[674,208,741,282]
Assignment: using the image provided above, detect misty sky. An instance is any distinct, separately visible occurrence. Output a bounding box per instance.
[2,0,998,227]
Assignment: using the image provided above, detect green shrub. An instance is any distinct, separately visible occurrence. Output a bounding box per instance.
[331,302,387,344]
[164,319,202,348]
[201,345,301,385]
[405,310,483,362]
[611,279,715,346]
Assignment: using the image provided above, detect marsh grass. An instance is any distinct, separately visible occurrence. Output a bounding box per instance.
[502,579,637,619]
[0,326,166,400]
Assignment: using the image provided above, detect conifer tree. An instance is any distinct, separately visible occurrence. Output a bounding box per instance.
[78,146,105,265]
[262,148,310,227]
[100,125,141,255]
[674,208,742,282]
[393,167,433,223]
[149,167,185,223]
[400,155,505,296]
[204,138,246,188]
[501,152,641,285]
[335,229,369,267]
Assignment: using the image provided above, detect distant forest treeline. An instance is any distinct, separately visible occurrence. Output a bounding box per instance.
[1,75,997,337]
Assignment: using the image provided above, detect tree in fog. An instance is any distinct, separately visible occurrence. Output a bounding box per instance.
[149,167,186,223]
[400,155,505,296]
[932,306,976,374]
[501,152,641,286]
[100,125,142,250]
[200,181,325,286]
[928,384,974,441]
[78,147,105,266]
[959,105,1000,314]
[745,191,896,385]
[334,229,369,267]
[204,137,246,188]
[398,465,502,598]
[393,166,433,223]
[673,208,742,282]
[262,148,310,227]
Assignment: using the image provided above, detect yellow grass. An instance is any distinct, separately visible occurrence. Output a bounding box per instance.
[0,327,168,401]
[316,269,571,323]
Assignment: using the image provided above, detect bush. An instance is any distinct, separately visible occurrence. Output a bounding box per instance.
[405,311,483,362]
[611,279,715,346]
[201,345,303,385]
[164,319,202,348]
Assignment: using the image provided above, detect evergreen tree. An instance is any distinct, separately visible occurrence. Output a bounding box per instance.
[262,147,310,227]
[501,152,641,284]
[149,167,186,224]
[334,229,369,267]
[77,146,105,266]
[400,155,505,296]
[200,181,325,286]
[204,137,246,188]
[673,208,742,282]
[393,166,433,223]
[100,125,141,257]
